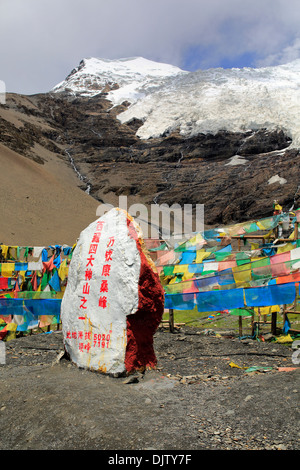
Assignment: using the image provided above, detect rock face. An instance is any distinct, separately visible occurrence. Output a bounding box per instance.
[61,208,164,376]
[1,91,300,232]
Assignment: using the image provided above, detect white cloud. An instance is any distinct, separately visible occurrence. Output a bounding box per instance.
[1,0,300,93]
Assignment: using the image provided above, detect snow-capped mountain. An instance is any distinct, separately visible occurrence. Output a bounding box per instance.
[3,57,300,231]
[52,56,187,106]
[53,57,300,149]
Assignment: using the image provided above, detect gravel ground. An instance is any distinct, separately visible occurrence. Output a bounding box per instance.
[0,327,299,453]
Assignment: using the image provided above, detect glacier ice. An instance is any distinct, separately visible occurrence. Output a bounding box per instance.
[52,57,300,148]
[118,59,300,148]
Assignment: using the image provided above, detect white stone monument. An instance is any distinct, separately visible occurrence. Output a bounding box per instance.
[61,208,164,376]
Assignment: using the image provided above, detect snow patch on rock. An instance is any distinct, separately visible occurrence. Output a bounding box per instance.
[268,174,287,185]
[225,155,248,166]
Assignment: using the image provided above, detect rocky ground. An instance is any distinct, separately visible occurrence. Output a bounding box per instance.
[0,326,299,452]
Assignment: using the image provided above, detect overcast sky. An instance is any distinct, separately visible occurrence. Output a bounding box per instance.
[1,0,300,94]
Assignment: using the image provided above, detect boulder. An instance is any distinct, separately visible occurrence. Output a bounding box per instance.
[61,208,164,376]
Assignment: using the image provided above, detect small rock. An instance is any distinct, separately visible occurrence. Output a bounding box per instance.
[276,444,287,450]
[177,336,187,341]
[244,395,253,402]
[123,374,140,384]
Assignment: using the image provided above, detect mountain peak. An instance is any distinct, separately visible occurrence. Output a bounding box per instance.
[51,56,187,106]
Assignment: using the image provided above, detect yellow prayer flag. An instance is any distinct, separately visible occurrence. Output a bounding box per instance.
[255,306,271,316]
[229,361,247,369]
[275,334,293,343]
[232,267,252,285]
[255,305,280,316]
[1,263,15,277]
[173,265,185,274]
[188,233,204,245]
[196,250,211,263]
[5,322,17,331]
[289,231,295,239]
[271,305,280,313]
[256,221,265,230]
[0,245,8,259]
[182,268,195,280]
[251,243,260,250]
[58,259,68,281]
[277,243,294,254]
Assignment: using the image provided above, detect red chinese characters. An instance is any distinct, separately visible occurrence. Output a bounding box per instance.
[97,236,115,309]
[105,249,113,262]
[76,221,115,353]
[100,280,108,292]
[86,255,95,267]
[88,244,98,255]
[101,264,111,277]
[98,296,107,309]
[66,330,112,351]
[78,221,105,319]
[93,333,111,348]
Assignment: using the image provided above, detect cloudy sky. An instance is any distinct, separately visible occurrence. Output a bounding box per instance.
[1,0,300,94]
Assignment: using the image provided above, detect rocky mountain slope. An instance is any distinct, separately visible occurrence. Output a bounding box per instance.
[1,57,300,244]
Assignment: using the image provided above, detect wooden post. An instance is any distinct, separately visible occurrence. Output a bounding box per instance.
[251,311,255,336]
[239,315,242,337]
[271,311,277,335]
[169,308,174,333]
[294,222,298,240]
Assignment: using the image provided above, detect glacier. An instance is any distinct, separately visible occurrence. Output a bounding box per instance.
[52,57,300,148]
[119,59,300,148]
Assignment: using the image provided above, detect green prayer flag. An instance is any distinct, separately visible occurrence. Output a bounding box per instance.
[163,265,175,276]
[230,308,253,316]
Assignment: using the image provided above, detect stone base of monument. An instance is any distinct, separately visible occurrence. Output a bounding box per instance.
[61,208,164,376]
